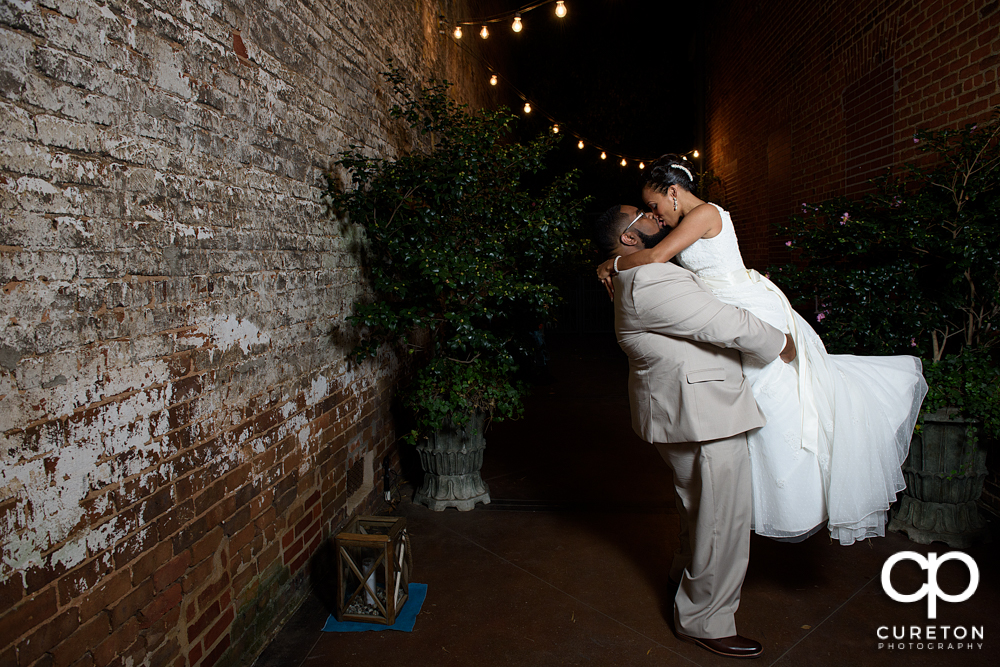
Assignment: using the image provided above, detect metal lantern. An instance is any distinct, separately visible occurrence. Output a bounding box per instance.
[335,516,411,624]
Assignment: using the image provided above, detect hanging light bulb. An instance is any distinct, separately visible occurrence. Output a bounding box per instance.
[512,13,522,32]
[620,158,627,167]
[552,124,560,133]
[577,140,584,149]
[480,25,489,39]
[453,25,463,39]
[523,102,532,114]
[490,74,498,86]
[600,152,607,160]
[555,1,567,18]
[639,162,645,170]
[692,150,700,158]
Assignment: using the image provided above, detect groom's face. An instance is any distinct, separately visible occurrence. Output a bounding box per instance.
[635,223,670,249]
[622,206,671,248]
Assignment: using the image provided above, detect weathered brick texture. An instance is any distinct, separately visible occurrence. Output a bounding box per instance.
[704,0,1000,514]
[0,1,498,666]
[704,0,999,269]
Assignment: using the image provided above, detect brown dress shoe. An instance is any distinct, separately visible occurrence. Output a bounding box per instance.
[676,632,763,659]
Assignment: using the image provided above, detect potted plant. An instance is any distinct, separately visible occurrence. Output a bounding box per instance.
[895,349,1000,546]
[327,69,588,510]
[770,108,1000,546]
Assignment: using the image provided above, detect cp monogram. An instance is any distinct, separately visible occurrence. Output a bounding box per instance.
[881,551,979,619]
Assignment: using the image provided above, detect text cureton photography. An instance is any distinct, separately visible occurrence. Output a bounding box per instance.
[877,624,984,651]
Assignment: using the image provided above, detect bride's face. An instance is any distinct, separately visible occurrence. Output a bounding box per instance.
[642,186,679,228]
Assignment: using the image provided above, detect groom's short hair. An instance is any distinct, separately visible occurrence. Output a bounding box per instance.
[594,205,632,257]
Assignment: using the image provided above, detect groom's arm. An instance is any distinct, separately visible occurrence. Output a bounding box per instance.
[630,266,788,363]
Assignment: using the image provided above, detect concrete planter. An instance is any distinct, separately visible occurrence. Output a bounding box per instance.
[412,411,491,511]
[888,409,990,548]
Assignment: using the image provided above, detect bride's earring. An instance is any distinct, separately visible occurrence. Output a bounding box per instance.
[672,197,678,211]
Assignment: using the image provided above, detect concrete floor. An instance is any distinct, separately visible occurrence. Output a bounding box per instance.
[254,334,998,667]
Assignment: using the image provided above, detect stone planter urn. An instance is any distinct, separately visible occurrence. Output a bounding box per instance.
[888,409,990,548]
[412,411,491,511]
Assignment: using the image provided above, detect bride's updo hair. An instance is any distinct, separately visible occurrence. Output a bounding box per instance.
[643,153,696,194]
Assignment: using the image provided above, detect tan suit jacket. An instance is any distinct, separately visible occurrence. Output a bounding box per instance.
[614,263,786,444]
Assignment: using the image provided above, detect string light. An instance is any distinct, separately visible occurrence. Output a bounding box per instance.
[446,1,571,33]
[441,4,700,171]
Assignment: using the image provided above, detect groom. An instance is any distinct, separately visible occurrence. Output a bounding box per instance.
[595,205,795,659]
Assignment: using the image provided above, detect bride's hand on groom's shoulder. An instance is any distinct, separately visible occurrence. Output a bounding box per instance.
[597,259,616,300]
[597,258,615,281]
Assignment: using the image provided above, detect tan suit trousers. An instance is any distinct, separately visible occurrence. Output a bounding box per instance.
[655,433,752,639]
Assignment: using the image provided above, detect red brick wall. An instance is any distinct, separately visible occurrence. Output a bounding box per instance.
[704,0,1000,270]
[0,2,497,667]
[703,0,1000,516]
[843,59,896,198]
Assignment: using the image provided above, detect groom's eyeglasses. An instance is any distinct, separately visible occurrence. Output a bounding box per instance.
[623,211,646,233]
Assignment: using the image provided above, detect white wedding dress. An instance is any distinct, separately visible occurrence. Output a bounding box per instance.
[676,204,927,545]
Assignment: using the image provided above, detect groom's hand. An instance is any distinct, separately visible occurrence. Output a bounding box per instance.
[779,333,796,363]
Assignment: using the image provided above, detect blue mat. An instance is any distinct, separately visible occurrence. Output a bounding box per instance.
[322,584,428,632]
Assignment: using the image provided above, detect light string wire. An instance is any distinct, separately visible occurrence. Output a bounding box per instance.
[444,28,697,169]
[448,0,555,26]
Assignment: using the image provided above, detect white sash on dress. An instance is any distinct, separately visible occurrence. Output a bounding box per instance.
[697,268,820,455]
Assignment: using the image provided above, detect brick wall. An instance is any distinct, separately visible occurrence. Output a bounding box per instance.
[0,1,498,666]
[703,0,1000,270]
[703,0,1000,516]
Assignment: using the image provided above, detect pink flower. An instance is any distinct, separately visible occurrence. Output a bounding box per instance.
[840,212,849,224]
[913,136,919,143]
[816,312,826,322]
[910,338,917,347]
[785,241,792,247]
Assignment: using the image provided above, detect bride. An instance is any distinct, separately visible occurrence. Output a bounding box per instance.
[598,154,927,545]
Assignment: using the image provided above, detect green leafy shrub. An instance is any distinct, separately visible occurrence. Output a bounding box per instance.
[921,347,1000,444]
[327,69,589,443]
[770,108,1000,438]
